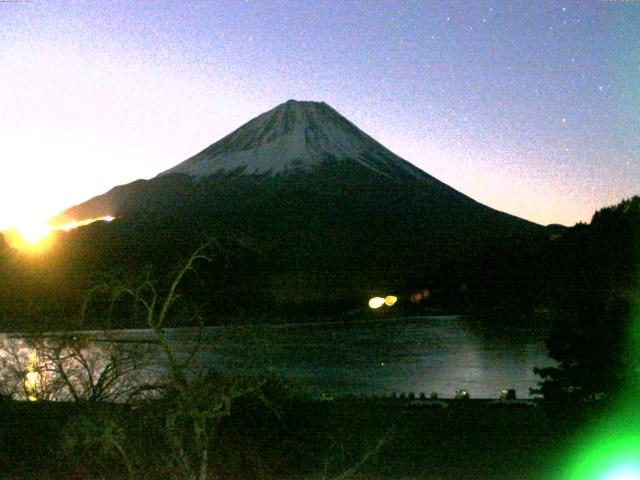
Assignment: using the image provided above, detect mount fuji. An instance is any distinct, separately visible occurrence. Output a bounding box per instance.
[56,99,536,230]
[45,99,544,321]
[159,99,427,180]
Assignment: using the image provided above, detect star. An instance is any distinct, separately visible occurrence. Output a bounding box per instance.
[562,118,567,123]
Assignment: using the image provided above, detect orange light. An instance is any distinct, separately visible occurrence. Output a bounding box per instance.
[56,216,115,232]
[3,215,115,254]
[16,221,51,244]
[384,295,398,306]
[4,223,55,254]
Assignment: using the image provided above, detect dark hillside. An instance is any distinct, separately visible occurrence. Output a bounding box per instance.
[0,161,547,329]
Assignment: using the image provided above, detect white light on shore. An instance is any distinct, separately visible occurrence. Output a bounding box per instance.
[368,297,385,309]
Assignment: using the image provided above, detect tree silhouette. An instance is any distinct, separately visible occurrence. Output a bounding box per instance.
[535,196,640,400]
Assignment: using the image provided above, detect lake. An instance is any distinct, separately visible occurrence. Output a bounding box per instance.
[1,315,553,400]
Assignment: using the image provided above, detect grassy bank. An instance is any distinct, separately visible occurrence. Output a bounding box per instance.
[0,395,599,479]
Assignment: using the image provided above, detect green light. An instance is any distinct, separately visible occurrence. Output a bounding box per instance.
[561,432,640,480]
[557,303,640,480]
[600,463,640,480]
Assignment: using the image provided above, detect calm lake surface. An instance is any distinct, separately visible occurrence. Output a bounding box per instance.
[114,315,552,399]
[3,316,553,399]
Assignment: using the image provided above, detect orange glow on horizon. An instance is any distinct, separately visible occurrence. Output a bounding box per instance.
[3,215,115,254]
[56,215,115,232]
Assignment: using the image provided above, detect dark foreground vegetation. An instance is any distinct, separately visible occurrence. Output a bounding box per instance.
[1,394,602,480]
[0,196,637,479]
[0,193,637,332]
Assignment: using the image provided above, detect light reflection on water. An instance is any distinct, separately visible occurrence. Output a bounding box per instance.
[1,316,553,399]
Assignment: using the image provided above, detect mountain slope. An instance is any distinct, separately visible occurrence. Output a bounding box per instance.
[44,99,545,322]
[56,100,538,234]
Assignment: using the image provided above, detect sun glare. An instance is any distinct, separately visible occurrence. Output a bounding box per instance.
[4,221,55,254]
[16,221,52,245]
[2,215,116,254]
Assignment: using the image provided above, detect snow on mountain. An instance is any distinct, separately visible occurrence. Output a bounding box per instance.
[159,100,429,180]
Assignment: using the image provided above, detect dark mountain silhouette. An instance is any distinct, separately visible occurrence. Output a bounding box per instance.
[4,100,549,328]
[55,99,541,262]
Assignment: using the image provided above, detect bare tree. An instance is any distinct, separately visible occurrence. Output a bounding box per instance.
[1,239,392,480]
[77,240,271,480]
[0,333,154,402]
[0,336,51,401]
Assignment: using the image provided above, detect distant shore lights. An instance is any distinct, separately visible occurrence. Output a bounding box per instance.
[368,295,398,309]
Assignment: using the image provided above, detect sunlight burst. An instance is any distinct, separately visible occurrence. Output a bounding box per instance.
[16,221,51,245]
[3,215,116,254]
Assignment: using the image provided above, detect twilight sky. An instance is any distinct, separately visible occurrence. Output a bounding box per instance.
[1,0,638,229]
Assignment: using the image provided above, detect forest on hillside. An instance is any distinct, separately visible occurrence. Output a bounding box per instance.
[0,196,637,333]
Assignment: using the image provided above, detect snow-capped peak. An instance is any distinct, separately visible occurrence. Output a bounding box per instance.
[158,100,428,180]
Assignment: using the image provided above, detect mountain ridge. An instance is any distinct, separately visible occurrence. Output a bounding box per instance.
[57,99,539,233]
